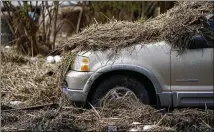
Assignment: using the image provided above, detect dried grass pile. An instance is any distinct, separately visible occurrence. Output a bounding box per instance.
[1,48,60,106]
[1,48,29,64]
[59,1,213,53]
[2,97,214,131]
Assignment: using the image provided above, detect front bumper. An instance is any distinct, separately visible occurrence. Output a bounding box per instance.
[61,70,94,103]
[62,87,87,103]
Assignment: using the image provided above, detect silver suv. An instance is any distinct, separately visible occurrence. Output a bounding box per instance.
[62,18,214,108]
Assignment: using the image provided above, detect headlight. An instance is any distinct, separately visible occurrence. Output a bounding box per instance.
[73,56,90,72]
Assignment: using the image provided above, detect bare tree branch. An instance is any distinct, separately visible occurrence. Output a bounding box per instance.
[52,1,59,50]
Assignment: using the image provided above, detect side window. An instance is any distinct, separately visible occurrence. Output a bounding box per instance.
[209,16,214,32]
[188,16,214,49]
[188,35,213,49]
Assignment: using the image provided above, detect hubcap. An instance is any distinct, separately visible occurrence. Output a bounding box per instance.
[102,87,138,102]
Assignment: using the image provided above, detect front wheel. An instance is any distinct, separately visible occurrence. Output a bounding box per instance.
[90,75,150,107]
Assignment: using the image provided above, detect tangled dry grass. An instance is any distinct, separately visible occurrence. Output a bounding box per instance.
[58,1,213,53]
[2,97,214,131]
[1,48,60,106]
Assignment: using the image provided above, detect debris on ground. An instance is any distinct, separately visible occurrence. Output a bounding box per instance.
[47,56,55,63]
[1,97,214,131]
[46,55,62,63]
[1,48,60,106]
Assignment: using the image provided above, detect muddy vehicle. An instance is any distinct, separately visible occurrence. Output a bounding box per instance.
[62,15,214,108]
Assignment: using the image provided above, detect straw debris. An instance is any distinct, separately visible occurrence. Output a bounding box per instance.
[1,49,60,106]
[1,48,29,64]
[2,97,214,131]
[59,1,213,53]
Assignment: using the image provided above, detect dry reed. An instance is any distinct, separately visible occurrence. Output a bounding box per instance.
[59,1,213,53]
[2,97,214,131]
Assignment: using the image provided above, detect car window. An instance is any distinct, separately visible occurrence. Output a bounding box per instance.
[188,35,214,49]
[208,16,214,32]
[188,16,214,49]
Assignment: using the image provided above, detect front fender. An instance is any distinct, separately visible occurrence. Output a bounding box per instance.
[83,64,163,94]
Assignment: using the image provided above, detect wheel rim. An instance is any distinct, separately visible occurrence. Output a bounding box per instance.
[101,87,138,103]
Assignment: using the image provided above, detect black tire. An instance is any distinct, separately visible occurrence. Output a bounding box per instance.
[91,75,150,106]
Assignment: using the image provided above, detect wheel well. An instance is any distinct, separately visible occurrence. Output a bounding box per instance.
[87,70,157,106]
